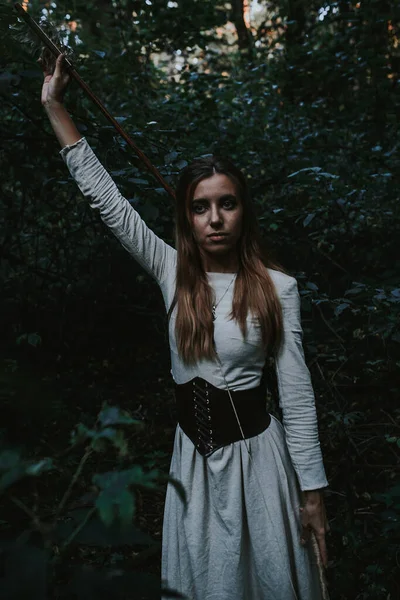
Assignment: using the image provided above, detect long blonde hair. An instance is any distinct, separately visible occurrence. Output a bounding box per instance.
[168,155,286,365]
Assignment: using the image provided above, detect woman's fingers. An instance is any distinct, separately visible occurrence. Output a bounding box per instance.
[300,524,311,545]
[58,54,71,87]
[54,53,65,76]
[299,506,329,568]
[314,529,328,568]
[39,53,67,78]
[299,507,311,544]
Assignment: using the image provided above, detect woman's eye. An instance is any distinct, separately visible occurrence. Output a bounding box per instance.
[192,199,236,213]
[192,203,207,214]
[222,199,236,210]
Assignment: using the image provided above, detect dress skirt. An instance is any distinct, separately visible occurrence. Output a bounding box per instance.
[161,415,325,600]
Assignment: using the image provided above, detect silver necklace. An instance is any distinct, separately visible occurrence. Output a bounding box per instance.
[211,274,236,321]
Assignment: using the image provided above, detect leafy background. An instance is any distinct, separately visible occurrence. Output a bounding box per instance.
[0,0,399,598]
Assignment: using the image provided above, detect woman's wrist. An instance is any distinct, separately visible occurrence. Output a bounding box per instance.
[303,489,324,504]
[43,99,65,114]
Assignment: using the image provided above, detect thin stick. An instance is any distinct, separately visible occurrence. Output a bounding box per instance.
[55,446,92,519]
[58,506,96,554]
[310,532,330,599]
[14,3,176,200]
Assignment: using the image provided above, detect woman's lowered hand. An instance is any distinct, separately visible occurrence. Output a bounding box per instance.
[300,490,330,567]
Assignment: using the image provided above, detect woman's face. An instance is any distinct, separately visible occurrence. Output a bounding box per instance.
[190,173,243,267]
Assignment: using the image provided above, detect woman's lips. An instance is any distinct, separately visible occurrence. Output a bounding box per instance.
[208,234,228,242]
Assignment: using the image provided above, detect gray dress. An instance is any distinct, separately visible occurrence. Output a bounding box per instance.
[61,138,329,600]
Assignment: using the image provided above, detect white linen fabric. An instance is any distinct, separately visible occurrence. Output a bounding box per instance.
[60,137,329,599]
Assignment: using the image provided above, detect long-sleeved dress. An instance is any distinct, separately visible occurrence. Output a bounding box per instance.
[60,137,329,600]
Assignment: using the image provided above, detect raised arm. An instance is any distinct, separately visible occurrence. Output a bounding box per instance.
[60,138,175,284]
[42,55,176,285]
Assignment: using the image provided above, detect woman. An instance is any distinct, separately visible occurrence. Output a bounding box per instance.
[42,54,329,600]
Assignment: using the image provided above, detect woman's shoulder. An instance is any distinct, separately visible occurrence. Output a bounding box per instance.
[267,268,296,290]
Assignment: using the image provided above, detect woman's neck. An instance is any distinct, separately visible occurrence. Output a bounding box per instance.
[203,261,238,273]
[201,253,239,274]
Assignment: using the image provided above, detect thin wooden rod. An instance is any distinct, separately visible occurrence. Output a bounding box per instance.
[14,3,176,200]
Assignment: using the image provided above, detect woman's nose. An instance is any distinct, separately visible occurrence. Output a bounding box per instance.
[210,205,223,225]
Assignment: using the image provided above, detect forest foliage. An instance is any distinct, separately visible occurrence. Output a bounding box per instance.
[0,0,399,598]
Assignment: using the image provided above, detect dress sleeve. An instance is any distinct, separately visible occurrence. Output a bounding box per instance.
[275,276,329,491]
[60,137,176,286]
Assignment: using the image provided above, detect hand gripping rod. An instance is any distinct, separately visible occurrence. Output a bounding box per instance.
[14,3,176,200]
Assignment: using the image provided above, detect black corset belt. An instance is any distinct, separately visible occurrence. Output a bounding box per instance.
[174,377,271,457]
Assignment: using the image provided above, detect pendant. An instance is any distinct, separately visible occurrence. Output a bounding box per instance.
[212,305,216,321]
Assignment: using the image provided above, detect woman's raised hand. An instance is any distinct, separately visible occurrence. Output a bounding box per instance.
[41,53,70,108]
[40,53,81,148]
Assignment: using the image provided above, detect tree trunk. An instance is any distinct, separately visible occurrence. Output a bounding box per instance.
[231,0,253,54]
